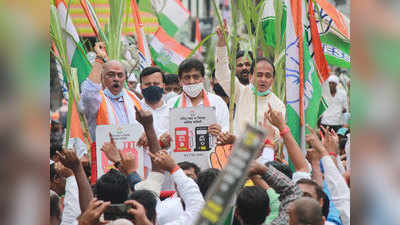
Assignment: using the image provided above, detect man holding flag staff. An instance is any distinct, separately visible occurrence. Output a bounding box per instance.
[215,23,285,138]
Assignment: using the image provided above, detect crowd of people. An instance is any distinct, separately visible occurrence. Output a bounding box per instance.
[50,24,351,225]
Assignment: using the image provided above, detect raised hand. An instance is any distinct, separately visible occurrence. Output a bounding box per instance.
[306,148,322,163]
[208,123,222,137]
[77,198,111,225]
[260,113,275,141]
[247,161,268,178]
[94,42,108,61]
[56,149,81,172]
[151,150,177,172]
[54,162,73,178]
[320,126,339,154]
[118,151,137,176]
[306,125,328,156]
[267,103,286,130]
[101,133,121,163]
[216,19,229,47]
[137,132,148,147]
[135,107,153,127]
[159,132,171,148]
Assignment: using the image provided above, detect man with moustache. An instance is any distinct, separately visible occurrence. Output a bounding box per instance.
[235,50,253,85]
[79,42,142,141]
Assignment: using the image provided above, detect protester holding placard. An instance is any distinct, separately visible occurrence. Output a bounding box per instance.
[167,58,229,135]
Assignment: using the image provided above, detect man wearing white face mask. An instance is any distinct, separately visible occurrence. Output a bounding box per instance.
[214,24,285,139]
[167,58,229,137]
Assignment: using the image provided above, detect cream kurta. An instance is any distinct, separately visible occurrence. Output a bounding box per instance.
[215,46,286,138]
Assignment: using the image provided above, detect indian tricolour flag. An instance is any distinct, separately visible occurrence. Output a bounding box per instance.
[131,0,152,70]
[313,0,350,69]
[261,0,287,48]
[285,0,323,152]
[149,27,192,73]
[150,0,190,37]
[55,0,92,158]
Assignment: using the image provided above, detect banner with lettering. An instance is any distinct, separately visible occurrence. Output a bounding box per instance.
[96,124,145,178]
[169,106,217,169]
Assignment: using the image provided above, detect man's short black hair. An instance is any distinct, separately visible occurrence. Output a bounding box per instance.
[196,168,220,197]
[236,50,254,61]
[296,178,325,200]
[236,186,270,225]
[165,73,179,85]
[178,58,205,78]
[95,169,129,204]
[250,57,275,78]
[129,190,157,223]
[178,161,200,177]
[265,161,293,179]
[140,66,165,84]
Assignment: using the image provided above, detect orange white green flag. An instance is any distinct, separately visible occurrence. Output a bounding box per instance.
[54,0,92,157]
[149,27,192,73]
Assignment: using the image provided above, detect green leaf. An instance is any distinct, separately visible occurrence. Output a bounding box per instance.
[187,32,217,58]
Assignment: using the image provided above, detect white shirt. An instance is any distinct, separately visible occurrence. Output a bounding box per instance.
[158,169,205,225]
[60,176,80,225]
[140,99,169,138]
[321,156,350,225]
[321,88,348,126]
[156,195,184,225]
[167,92,230,133]
[215,46,286,137]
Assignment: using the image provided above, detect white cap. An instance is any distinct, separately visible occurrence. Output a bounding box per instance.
[327,75,339,84]
[134,171,165,197]
[127,74,137,82]
[107,219,133,225]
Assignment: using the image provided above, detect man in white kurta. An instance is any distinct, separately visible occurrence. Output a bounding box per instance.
[214,26,285,138]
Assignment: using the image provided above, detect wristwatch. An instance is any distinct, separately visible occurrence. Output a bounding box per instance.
[114,161,121,169]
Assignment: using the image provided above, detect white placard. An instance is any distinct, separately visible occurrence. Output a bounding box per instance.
[96,123,144,178]
[169,106,217,169]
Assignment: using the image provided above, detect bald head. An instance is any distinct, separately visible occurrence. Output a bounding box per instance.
[102,60,126,76]
[289,197,323,225]
[102,60,126,95]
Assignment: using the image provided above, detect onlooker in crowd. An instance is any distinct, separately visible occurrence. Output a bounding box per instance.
[178,161,201,180]
[321,75,348,132]
[288,197,324,225]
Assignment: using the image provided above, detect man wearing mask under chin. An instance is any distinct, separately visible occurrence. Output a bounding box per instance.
[79,42,142,143]
[215,25,285,139]
[167,58,230,138]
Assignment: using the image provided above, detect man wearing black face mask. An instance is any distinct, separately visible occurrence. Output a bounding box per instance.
[137,66,171,150]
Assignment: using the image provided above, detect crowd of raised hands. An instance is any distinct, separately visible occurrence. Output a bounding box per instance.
[51,106,350,225]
